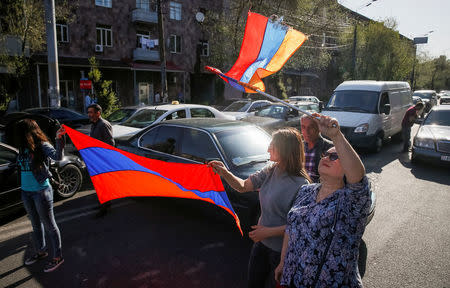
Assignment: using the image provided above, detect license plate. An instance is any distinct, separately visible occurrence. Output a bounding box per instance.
[441,155,450,161]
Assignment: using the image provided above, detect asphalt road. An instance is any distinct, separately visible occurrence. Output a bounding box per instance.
[1,124,449,288]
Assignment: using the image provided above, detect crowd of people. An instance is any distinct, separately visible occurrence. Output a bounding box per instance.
[17,99,431,286]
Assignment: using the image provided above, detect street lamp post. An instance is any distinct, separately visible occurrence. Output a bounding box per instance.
[411,31,434,90]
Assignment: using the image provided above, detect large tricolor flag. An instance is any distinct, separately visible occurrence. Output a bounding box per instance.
[206,11,306,93]
[63,125,242,234]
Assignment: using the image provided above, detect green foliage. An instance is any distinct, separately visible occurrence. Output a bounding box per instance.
[415,55,450,90]
[336,18,414,82]
[88,57,120,117]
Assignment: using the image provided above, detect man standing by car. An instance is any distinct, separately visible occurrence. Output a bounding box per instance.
[401,102,424,152]
[87,104,114,217]
[300,115,333,183]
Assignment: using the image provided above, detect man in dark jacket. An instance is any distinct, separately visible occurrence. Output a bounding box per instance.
[87,104,114,217]
[300,115,333,183]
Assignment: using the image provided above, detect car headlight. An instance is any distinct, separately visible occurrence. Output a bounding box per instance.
[354,123,369,133]
[414,138,435,149]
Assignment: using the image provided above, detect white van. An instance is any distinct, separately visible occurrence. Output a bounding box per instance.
[322,81,412,152]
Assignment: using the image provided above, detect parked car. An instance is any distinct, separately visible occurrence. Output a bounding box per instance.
[112,103,234,140]
[291,101,321,114]
[322,81,412,153]
[242,104,301,133]
[288,95,320,104]
[105,106,143,124]
[439,93,450,105]
[0,114,86,217]
[116,118,272,231]
[24,107,90,129]
[412,105,450,165]
[222,99,272,120]
[413,90,438,114]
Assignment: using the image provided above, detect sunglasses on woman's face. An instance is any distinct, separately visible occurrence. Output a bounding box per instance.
[322,151,339,161]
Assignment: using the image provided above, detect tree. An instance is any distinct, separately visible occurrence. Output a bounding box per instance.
[415,55,450,90]
[336,18,414,82]
[88,57,120,117]
[0,0,76,109]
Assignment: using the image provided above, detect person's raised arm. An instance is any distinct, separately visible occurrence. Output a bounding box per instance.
[208,160,254,193]
[313,114,365,184]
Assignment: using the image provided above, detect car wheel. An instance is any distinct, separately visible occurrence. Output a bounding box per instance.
[371,133,383,153]
[55,164,82,199]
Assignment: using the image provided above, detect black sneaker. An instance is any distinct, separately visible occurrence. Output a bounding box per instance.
[44,258,64,273]
[24,251,48,266]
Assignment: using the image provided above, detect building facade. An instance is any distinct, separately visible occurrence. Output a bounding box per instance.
[20,0,222,111]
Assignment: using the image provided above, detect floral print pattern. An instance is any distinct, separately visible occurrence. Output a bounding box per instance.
[281,177,372,288]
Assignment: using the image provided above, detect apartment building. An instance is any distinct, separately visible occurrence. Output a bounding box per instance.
[22,0,221,111]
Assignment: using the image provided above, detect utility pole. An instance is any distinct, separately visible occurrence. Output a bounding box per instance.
[44,0,60,107]
[351,24,357,79]
[411,44,417,90]
[157,0,168,101]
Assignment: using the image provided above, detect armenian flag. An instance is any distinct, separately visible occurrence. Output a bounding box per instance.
[63,125,242,234]
[206,11,306,93]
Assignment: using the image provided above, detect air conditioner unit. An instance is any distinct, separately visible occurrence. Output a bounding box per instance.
[95,44,103,52]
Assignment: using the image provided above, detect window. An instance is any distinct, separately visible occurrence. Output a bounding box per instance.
[379,92,390,114]
[136,31,150,48]
[139,126,159,149]
[96,25,113,47]
[56,23,69,43]
[169,35,181,53]
[96,0,112,8]
[136,0,150,11]
[190,108,215,118]
[199,40,209,56]
[147,126,182,154]
[169,2,182,20]
[164,109,186,120]
[179,128,220,162]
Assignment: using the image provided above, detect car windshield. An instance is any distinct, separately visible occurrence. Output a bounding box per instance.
[215,127,270,167]
[106,108,137,123]
[295,103,320,112]
[256,106,286,119]
[325,90,378,113]
[414,92,432,99]
[223,101,251,112]
[424,110,450,126]
[290,96,313,102]
[121,109,166,128]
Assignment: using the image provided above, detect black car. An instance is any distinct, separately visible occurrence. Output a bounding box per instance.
[0,114,85,217]
[412,105,450,165]
[24,107,90,129]
[116,118,272,231]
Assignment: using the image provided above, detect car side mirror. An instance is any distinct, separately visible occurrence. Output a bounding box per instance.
[383,104,391,114]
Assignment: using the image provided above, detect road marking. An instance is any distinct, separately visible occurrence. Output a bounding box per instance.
[0,201,132,242]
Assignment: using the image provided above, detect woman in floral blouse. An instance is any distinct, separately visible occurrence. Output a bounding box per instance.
[275,115,372,288]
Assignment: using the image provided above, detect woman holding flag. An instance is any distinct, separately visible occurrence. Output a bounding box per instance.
[275,115,372,288]
[16,119,66,272]
[209,127,310,288]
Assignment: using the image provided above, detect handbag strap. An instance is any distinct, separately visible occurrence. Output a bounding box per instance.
[311,198,341,288]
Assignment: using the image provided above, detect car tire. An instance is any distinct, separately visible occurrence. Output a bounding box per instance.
[371,133,383,153]
[55,164,82,199]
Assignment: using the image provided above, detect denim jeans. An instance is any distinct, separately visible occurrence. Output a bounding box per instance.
[248,241,281,288]
[22,186,62,259]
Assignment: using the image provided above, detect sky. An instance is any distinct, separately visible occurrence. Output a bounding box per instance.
[339,0,450,59]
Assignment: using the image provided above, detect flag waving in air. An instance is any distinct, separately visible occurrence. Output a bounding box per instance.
[62,125,242,234]
[206,11,306,93]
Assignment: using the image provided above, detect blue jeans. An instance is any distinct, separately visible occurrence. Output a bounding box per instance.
[22,186,62,259]
[248,242,281,288]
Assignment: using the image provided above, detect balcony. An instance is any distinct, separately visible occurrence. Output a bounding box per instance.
[131,9,157,24]
[133,48,159,62]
